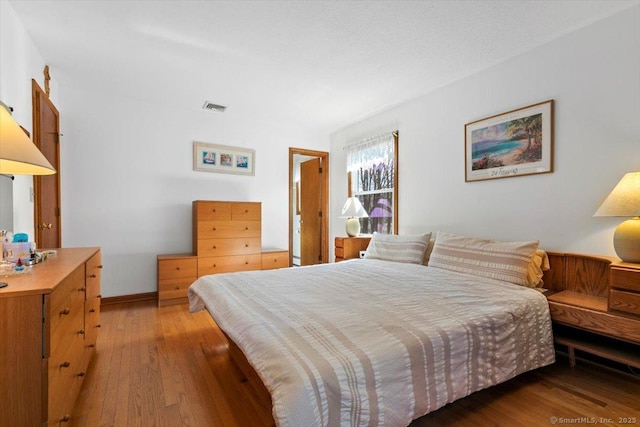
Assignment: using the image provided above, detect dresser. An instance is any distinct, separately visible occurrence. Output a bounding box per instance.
[157,201,289,306]
[0,247,102,426]
[544,253,640,368]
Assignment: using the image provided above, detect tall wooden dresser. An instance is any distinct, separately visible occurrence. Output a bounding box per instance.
[0,247,102,426]
[157,201,289,306]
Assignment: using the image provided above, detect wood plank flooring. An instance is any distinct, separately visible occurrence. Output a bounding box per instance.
[72,300,640,427]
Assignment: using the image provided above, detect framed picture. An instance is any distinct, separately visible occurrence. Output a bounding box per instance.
[465,100,553,182]
[193,142,255,176]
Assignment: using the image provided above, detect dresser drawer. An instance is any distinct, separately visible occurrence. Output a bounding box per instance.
[194,201,232,221]
[197,220,261,239]
[262,251,289,270]
[50,265,85,318]
[158,257,198,280]
[609,289,640,316]
[85,296,101,354]
[198,254,262,276]
[197,237,262,257]
[611,266,640,292]
[231,202,261,221]
[158,277,195,300]
[86,251,102,298]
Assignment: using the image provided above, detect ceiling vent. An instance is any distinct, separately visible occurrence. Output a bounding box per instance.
[202,101,227,112]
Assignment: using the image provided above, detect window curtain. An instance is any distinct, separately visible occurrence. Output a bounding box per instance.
[346,132,395,177]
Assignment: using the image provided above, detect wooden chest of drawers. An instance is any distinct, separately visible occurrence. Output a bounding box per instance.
[193,201,262,278]
[0,247,101,426]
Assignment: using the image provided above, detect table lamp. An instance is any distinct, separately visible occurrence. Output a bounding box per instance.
[0,101,55,175]
[340,197,368,237]
[594,172,640,263]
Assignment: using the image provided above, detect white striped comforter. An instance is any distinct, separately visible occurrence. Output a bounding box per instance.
[188,259,554,427]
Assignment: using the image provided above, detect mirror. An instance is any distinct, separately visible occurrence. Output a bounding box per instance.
[0,175,13,231]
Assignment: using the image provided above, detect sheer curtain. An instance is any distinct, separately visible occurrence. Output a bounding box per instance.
[345,131,396,234]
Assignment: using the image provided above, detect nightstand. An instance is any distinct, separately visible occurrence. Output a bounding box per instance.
[545,253,640,369]
[157,254,197,307]
[335,236,371,262]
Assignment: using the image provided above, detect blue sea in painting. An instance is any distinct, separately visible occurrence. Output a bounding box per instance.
[472,139,523,160]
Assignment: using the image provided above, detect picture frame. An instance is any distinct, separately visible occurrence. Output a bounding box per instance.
[193,142,255,176]
[465,100,553,182]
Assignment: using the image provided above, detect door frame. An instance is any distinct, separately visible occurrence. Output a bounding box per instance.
[32,79,61,248]
[289,148,329,266]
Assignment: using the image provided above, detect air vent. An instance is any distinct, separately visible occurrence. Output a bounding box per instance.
[202,101,227,112]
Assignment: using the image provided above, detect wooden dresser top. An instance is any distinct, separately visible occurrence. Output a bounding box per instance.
[0,247,100,298]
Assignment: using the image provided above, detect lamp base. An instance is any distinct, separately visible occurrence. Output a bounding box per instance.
[613,217,640,263]
[345,218,361,237]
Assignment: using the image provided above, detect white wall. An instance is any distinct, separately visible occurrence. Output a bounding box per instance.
[330,7,640,259]
[0,1,58,238]
[58,86,327,297]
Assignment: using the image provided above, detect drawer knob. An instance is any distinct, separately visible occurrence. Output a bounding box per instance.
[97,265,103,269]
[79,287,87,292]
[77,371,86,377]
[90,273,97,278]
[212,209,216,212]
[60,415,70,423]
[245,244,249,248]
[97,294,102,298]
[175,267,181,271]
[96,324,102,328]
[245,261,249,265]
[213,245,217,249]
[78,329,85,335]
[60,361,70,368]
[245,227,249,230]
[213,264,217,267]
[89,308,96,313]
[245,209,248,213]
[213,227,217,231]
[60,308,70,316]
[88,344,95,348]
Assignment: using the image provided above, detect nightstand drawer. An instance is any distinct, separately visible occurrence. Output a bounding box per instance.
[261,251,289,270]
[609,289,640,316]
[158,257,198,280]
[611,267,640,292]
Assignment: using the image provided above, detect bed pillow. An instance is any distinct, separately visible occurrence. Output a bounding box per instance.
[525,249,550,288]
[429,232,539,287]
[422,237,436,265]
[364,232,432,264]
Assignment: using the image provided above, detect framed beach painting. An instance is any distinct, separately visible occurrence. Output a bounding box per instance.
[193,142,255,176]
[465,100,554,182]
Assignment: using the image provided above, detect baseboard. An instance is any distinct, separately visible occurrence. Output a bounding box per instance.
[101,291,157,306]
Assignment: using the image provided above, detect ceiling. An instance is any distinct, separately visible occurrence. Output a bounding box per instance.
[8,0,639,134]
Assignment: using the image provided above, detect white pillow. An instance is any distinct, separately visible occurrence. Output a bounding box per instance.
[364,232,432,264]
[429,232,539,287]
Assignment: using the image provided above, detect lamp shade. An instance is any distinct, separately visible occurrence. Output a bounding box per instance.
[594,172,640,217]
[594,172,640,263]
[0,103,56,175]
[340,197,368,218]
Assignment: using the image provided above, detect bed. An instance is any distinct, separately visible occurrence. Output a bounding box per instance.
[188,232,555,426]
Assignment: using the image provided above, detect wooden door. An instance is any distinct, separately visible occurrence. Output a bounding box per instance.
[300,158,322,265]
[32,80,61,249]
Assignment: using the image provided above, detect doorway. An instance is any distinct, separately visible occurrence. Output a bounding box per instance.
[289,148,329,266]
[32,80,61,249]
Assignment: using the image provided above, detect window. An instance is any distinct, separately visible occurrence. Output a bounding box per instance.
[346,131,398,234]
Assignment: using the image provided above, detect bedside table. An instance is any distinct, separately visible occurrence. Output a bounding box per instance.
[544,253,640,369]
[335,236,371,262]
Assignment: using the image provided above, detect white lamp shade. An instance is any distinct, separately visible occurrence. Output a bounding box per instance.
[340,197,368,218]
[594,172,640,217]
[0,103,56,175]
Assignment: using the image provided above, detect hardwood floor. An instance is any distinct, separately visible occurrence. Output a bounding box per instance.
[72,300,640,427]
